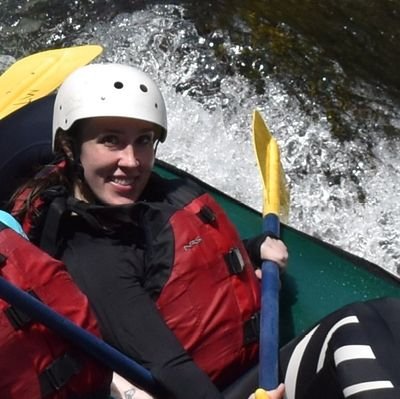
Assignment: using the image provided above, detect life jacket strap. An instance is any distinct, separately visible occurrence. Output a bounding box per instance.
[197,205,217,225]
[39,195,67,256]
[39,352,82,397]
[224,247,245,274]
[0,251,38,330]
[4,290,39,330]
[243,312,260,345]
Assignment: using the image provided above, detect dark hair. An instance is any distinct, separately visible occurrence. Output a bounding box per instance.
[8,123,84,223]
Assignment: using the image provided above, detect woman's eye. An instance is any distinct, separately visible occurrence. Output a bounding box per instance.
[101,135,119,146]
[136,134,153,146]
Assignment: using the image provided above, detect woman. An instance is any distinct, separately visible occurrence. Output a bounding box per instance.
[9,64,400,399]
[9,63,288,399]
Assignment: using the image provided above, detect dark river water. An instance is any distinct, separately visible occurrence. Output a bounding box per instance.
[1,0,399,275]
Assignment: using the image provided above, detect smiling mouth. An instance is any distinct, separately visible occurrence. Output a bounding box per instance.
[110,177,136,186]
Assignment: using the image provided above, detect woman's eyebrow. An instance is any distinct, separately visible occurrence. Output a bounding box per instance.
[99,127,123,134]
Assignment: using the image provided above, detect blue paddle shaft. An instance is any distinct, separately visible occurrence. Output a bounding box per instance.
[263,214,280,238]
[0,277,159,395]
[259,213,280,390]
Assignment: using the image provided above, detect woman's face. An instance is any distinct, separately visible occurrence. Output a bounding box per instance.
[78,116,156,205]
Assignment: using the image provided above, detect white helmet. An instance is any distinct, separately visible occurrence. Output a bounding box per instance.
[52,63,167,148]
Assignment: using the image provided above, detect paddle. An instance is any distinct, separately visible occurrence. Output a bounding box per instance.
[0,45,103,119]
[0,215,160,395]
[251,110,289,397]
[0,274,159,395]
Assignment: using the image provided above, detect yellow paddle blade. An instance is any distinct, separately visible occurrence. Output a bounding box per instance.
[252,110,290,220]
[0,45,103,119]
[255,388,271,399]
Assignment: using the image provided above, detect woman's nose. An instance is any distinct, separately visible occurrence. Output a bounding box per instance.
[118,145,139,167]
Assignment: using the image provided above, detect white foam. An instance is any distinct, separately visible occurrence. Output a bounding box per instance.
[9,4,398,275]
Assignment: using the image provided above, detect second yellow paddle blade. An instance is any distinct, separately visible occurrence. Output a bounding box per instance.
[0,45,103,119]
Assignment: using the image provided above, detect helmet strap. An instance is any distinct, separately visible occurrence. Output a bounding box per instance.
[153,139,160,156]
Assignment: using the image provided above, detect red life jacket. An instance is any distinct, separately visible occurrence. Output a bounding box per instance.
[0,222,112,398]
[152,190,261,388]
[12,168,261,390]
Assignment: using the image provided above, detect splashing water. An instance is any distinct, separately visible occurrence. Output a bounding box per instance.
[2,4,399,276]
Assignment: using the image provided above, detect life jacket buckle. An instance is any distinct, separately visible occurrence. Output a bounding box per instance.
[224,247,245,275]
[197,205,217,225]
[39,353,82,396]
[243,312,260,345]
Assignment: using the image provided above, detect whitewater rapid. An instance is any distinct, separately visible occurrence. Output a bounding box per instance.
[2,4,399,276]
